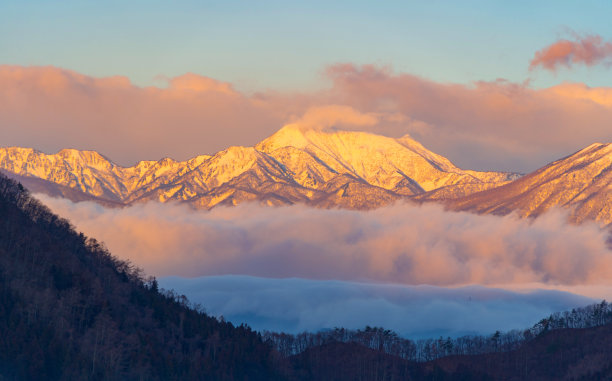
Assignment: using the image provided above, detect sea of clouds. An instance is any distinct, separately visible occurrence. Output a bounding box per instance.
[36,195,612,337]
[37,196,612,287]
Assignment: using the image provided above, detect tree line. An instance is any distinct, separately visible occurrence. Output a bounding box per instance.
[264,301,612,362]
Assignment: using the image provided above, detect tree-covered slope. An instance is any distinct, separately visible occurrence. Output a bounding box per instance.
[0,174,281,380]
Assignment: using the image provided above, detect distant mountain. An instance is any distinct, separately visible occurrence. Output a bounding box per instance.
[443,143,612,225]
[3,127,610,225]
[0,169,124,207]
[0,126,517,210]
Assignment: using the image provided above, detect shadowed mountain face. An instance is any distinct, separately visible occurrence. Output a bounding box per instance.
[0,174,281,380]
[0,170,124,208]
[0,126,517,210]
[443,143,612,225]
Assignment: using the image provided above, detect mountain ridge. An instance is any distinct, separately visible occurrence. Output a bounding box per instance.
[444,142,612,225]
[0,127,518,210]
[2,127,609,225]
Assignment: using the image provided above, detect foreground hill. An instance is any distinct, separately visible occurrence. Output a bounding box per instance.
[443,143,612,225]
[0,126,517,210]
[431,323,612,380]
[3,172,612,380]
[287,324,612,380]
[0,174,280,380]
[281,301,612,380]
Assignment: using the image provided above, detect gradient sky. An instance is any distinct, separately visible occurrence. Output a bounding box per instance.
[2,1,612,92]
[2,1,612,172]
[3,2,611,339]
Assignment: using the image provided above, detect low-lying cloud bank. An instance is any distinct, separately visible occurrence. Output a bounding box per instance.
[36,195,612,289]
[159,275,593,338]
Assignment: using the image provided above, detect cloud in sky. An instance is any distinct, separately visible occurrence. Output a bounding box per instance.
[2,64,612,172]
[36,195,612,289]
[159,275,593,338]
[324,64,612,171]
[530,34,612,72]
[0,65,306,165]
[287,105,379,131]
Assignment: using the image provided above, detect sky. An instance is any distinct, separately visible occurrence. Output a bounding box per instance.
[2,1,612,91]
[3,2,612,338]
[2,2,612,172]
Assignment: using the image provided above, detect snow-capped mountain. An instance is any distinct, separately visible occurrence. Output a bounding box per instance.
[0,126,517,210]
[445,143,612,225]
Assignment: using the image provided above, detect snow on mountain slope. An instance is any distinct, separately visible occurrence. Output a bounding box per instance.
[256,125,518,192]
[446,143,612,225]
[0,147,127,201]
[0,147,211,202]
[0,126,517,210]
[0,169,124,207]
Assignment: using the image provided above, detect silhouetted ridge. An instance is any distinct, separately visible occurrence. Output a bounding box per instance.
[0,173,281,380]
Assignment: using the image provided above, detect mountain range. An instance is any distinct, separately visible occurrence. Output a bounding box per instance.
[1,125,610,225]
[444,142,612,225]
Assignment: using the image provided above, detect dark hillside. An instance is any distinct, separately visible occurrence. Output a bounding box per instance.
[285,321,612,380]
[432,323,612,380]
[4,171,612,381]
[0,174,281,380]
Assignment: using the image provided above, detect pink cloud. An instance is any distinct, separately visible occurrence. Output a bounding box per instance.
[529,34,612,71]
[2,64,612,173]
[0,65,307,165]
[544,82,612,107]
[37,196,612,288]
[168,73,237,95]
[324,64,612,171]
[288,105,379,131]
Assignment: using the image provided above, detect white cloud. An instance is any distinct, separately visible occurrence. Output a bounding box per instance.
[35,195,612,288]
[159,275,594,338]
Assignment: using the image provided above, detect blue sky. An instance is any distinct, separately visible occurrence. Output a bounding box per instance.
[2,1,611,91]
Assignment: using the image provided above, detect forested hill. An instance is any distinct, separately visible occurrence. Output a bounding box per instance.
[4,170,612,381]
[0,174,281,380]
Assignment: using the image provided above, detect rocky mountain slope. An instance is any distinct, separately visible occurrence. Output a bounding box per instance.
[0,126,517,210]
[444,143,612,225]
[3,126,609,225]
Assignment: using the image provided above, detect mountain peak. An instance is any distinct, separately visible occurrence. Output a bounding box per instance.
[0,128,519,211]
[257,124,419,155]
[255,124,311,152]
[255,126,515,192]
[577,142,611,155]
[57,148,113,167]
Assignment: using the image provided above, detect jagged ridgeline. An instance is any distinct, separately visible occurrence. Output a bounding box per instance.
[0,126,519,210]
[2,128,610,226]
[0,174,280,381]
[443,143,612,226]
